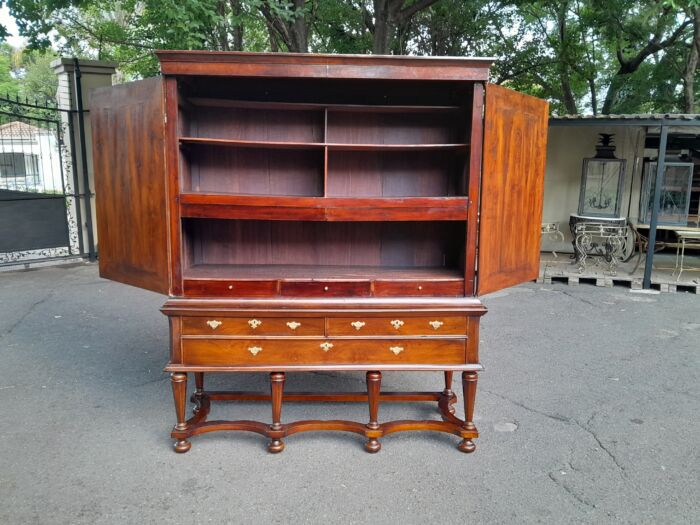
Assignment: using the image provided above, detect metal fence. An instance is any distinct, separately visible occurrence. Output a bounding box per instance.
[0,94,84,265]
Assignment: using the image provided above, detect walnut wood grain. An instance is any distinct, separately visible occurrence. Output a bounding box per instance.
[90,77,170,294]
[181,316,324,336]
[179,194,469,222]
[326,316,466,336]
[157,50,493,81]
[477,84,549,295]
[89,52,551,454]
[181,338,466,367]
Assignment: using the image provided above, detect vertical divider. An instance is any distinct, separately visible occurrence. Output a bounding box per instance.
[323,107,329,197]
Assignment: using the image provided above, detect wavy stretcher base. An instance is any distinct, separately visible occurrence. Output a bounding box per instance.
[171,390,478,453]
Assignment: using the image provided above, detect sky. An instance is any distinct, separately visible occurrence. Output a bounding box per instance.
[1,6,27,48]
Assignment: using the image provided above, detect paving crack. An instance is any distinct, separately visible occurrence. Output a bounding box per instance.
[559,289,599,308]
[483,390,627,478]
[1,286,58,338]
[572,418,627,477]
[481,388,571,423]
[547,472,597,510]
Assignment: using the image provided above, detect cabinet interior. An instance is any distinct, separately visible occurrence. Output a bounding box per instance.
[182,219,465,281]
[177,77,473,198]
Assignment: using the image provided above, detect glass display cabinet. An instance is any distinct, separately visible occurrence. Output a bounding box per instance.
[578,133,626,218]
[640,159,694,226]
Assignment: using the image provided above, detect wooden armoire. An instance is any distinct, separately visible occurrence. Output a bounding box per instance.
[90,51,548,454]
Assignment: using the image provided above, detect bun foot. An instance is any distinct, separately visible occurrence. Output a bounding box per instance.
[457,439,476,453]
[268,439,285,453]
[364,439,381,453]
[174,439,191,453]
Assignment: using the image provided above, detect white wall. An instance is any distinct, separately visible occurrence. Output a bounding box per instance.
[541,124,647,253]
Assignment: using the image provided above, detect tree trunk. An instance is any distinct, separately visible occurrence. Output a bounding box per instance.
[231,0,244,51]
[372,0,392,54]
[684,8,700,113]
[217,1,229,51]
[290,0,308,53]
[260,0,308,53]
[601,73,624,114]
[556,3,578,114]
[588,77,598,115]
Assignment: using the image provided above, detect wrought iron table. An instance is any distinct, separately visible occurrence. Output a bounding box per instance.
[672,230,700,281]
[569,214,631,275]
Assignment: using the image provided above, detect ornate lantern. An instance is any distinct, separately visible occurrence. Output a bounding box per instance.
[578,133,626,218]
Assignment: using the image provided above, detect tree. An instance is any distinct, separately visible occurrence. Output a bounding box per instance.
[594,0,693,113]
[1,0,697,113]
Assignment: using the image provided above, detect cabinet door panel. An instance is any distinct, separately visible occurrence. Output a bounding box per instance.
[477,84,548,296]
[90,77,170,294]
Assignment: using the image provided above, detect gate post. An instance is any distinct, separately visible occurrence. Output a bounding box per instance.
[51,58,117,260]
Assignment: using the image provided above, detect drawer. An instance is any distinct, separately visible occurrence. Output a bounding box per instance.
[327,316,466,336]
[373,280,464,297]
[183,279,277,297]
[280,280,371,297]
[182,338,466,366]
[181,316,325,336]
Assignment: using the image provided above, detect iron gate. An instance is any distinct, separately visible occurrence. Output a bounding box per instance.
[0,95,83,264]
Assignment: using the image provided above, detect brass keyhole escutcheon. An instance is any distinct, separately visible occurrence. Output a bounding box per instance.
[389,346,404,355]
[320,342,334,352]
[351,321,366,330]
[390,320,404,330]
[248,346,262,356]
[248,319,262,329]
[206,320,222,330]
[429,320,444,330]
[286,321,301,330]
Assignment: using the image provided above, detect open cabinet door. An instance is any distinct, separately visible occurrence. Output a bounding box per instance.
[477,84,548,296]
[90,77,170,294]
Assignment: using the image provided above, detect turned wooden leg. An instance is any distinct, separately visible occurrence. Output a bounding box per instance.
[171,372,191,453]
[443,371,455,413]
[364,371,382,453]
[192,372,204,413]
[268,372,286,453]
[458,370,477,453]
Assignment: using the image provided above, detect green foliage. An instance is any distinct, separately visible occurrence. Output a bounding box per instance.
[0,43,58,100]
[0,0,697,113]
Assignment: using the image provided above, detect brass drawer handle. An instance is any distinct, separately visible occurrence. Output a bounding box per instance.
[429,320,444,330]
[390,346,404,355]
[248,319,262,329]
[320,342,334,352]
[390,319,404,330]
[351,321,366,330]
[206,320,222,330]
[248,346,262,356]
[286,321,301,330]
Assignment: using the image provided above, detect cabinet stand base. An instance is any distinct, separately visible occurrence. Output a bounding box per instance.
[170,372,479,454]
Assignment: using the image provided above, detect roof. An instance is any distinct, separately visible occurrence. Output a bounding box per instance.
[550,113,700,126]
[0,121,43,137]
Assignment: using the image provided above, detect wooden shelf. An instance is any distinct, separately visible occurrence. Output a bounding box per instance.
[179,194,468,221]
[179,137,324,150]
[186,97,462,113]
[180,137,467,152]
[327,143,467,152]
[184,264,464,281]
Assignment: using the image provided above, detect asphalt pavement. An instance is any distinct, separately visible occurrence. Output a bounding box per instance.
[0,263,698,524]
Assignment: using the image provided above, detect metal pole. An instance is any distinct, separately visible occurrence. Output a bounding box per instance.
[66,105,85,256]
[73,57,96,261]
[642,125,668,289]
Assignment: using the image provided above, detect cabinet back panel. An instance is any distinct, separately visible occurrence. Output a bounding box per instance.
[180,77,473,107]
[184,219,464,268]
[188,107,324,143]
[326,112,462,145]
[187,145,323,196]
[327,150,463,197]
